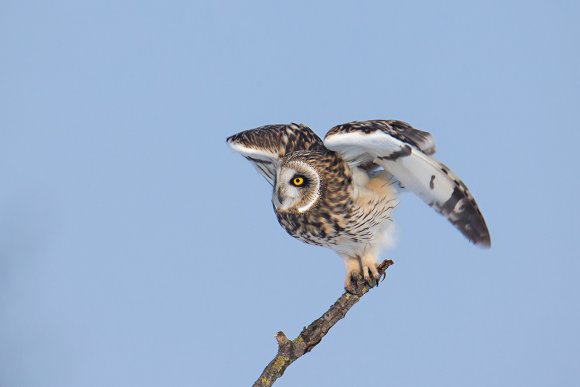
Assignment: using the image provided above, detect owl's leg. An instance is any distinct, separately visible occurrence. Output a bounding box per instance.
[343,257,361,291]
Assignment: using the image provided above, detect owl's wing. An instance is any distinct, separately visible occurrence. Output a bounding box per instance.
[324,120,491,247]
[227,123,324,186]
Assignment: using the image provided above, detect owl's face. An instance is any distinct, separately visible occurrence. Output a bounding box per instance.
[273,159,321,213]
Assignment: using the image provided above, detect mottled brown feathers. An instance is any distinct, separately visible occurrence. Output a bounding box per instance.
[226,123,324,159]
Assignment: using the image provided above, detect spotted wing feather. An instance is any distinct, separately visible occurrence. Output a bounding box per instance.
[324,120,491,247]
[326,120,436,155]
[227,123,324,186]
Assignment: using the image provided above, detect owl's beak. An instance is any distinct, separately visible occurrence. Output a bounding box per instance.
[273,188,289,210]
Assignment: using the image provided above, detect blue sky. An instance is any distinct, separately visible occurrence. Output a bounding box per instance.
[1,0,579,386]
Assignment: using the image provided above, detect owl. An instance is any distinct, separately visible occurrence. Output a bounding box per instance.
[227,120,490,291]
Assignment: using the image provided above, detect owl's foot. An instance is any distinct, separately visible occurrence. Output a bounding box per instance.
[343,257,381,294]
[344,272,364,295]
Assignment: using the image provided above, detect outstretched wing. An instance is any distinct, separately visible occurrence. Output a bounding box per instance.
[324,120,491,247]
[227,123,324,186]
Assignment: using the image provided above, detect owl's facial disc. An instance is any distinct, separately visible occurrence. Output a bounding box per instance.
[273,162,320,213]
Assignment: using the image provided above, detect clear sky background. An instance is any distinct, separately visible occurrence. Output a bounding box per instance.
[1,1,579,386]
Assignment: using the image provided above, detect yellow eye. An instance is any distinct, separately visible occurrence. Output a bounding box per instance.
[292,176,305,186]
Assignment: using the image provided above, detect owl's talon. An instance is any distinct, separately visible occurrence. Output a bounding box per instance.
[344,272,363,295]
[346,286,363,295]
[364,270,377,288]
[363,263,380,288]
[345,283,360,295]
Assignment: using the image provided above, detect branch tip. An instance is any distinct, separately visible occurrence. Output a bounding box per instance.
[275,331,289,346]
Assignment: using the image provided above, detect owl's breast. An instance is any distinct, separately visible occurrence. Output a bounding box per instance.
[274,169,398,255]
[275,206,349,247]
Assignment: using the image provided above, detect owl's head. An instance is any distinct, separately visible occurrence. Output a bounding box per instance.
[273,153,322,214]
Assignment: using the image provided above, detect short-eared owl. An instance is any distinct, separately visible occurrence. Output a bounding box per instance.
[227,120,490,291]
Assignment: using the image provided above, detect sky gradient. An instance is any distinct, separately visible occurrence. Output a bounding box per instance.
[1,1,579,386]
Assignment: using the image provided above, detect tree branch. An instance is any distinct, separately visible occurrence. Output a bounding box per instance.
[253,259,394,387]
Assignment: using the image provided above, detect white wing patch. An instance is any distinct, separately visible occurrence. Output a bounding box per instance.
[324,130,402,163]
[325,127,491,246]
[228,141,277,185]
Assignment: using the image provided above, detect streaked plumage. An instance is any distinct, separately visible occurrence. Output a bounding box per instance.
[227,120,490,290]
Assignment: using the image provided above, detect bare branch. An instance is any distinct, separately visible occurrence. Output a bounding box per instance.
[253,259,394,387]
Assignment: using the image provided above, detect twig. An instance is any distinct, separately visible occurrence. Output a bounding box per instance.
[252,259,394,387]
